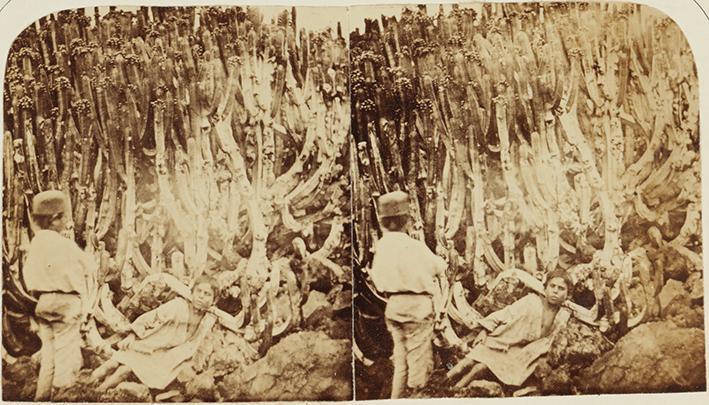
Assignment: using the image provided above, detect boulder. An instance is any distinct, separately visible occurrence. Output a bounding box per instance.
[101,381,152,402]
[218,331,351,401]
[687,273,704,303]
[664,294,704,329]
[538,363,573,395]
[315,315,352,340]
[658,279,685,312]
[203,328,259,378]
[1,355,38,400]
[663,249,690,281]
[208,341,256,377]
[547,318,612,372]
[302,291,332,327]
[464,379,504,397]
[184,371,216,401]
[577,321,706,393]
[331,288,353,312]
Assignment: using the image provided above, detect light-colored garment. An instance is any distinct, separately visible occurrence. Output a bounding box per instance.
[370,231,447,296]
[387,317,434,398]
[467,293,570,386]
[33,293,83,400]
[384,294,434,324]
[112,297,215,389]
[23,229,98,315]
[369,231,447,397]
[23,230,97,400]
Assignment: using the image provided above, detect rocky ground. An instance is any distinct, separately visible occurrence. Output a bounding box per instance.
[2,289,353,402]
[3,272,705,400]
[218,331,351,401]
[356,272,706,399]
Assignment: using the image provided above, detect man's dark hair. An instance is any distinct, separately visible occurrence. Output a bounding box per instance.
[32,213,62,230]
[192,275,221,301]
[380,215,409,232]
[545,269,573,291]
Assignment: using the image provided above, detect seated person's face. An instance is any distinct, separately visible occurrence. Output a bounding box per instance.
[192,282,216,311]
[545,277,568,306]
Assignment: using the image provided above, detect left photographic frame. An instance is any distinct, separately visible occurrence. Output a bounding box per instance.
[1,4,352,402]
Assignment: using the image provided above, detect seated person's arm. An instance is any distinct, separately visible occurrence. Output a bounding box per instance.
[129,298,183,338]
[476,294,535,332]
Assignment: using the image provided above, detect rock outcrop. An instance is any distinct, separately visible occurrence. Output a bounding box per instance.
[577,321,706,393]
[218,331,352,401]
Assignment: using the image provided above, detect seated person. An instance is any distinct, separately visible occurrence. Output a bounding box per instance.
[89,275,220,390]
[447,271,572,388]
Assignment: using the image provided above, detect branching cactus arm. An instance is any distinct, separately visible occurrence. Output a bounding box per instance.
[153,102,192,239]
[213,113,269,290]
[557,54,619,261]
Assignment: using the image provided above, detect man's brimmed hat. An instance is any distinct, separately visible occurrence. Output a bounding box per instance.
[32,190,68,217]
[377,190,409,218]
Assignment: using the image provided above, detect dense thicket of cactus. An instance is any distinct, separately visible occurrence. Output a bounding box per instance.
[351,2,699,327]
[3,5,349,363]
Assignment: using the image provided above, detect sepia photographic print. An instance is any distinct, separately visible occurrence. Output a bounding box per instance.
[1,3,351,401]
[352,1,706,400]
[1,0,708,404]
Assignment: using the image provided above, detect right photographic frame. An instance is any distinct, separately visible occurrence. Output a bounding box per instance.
[350,1,705,399]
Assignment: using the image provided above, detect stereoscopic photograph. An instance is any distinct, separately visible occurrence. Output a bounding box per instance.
[1,0,707,403]
[351,1,705,399]
[2,4,351,401]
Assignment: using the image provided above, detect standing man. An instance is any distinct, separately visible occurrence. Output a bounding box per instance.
[23,190,98,400]
[369,190,448,398]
